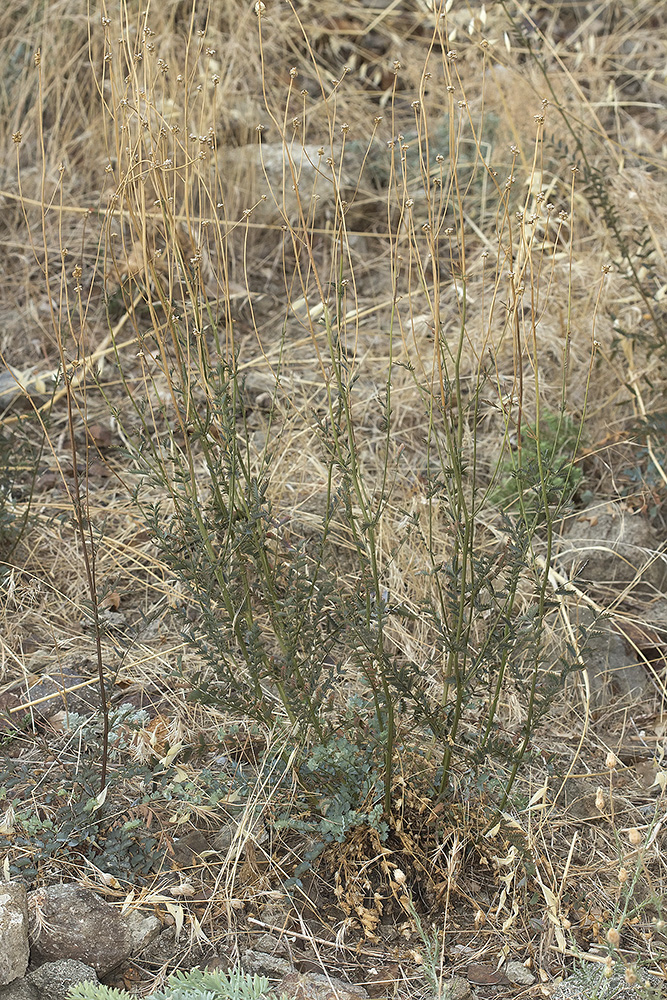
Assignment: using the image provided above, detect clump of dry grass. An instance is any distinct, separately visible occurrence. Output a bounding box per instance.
[1,0,667,993]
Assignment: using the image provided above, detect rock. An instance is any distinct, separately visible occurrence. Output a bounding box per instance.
[241,949,292,979]
[503,960,535,986]
[23,665,97,719]
[139,927,218,973]
[0,883,29,985]
[137,927,177,967]
[572,607,648,705]
[551,967,663,998]
[277,971,368,1000]
[555,503,667,596]
[125,910,162,953]
[171,831,214,866]
[435,978,473,1000]
[28,885,159,976]
[212,815,267,859]
[27,960,98,1000]
[254,933,288,956]
[0,980,38,1000]
[444,978,473,1000]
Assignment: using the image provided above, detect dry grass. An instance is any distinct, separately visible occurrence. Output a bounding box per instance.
[1,1,667,996]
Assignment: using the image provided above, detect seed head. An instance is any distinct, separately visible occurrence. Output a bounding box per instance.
[606,927,621,948]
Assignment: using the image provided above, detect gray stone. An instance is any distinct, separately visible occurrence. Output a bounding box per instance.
[504,960,535,986]
[242,949,292,979]
[555,503,667,596]
[137,927,177,967]
[649,598,667,632]
[551,966,662,998]
[254,933,287,956]
[573,607,648,705]
[125,910,162,953]
[0,980,38,1000]
[421,978,473,1000]
[212,815,267,859]
[23,666,97,718]
[28,885,156,976]
[277,971,368,1000]
[0,883,29,985]
[27,960,98,1000]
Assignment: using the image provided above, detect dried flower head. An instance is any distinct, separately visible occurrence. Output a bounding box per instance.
[624,967,637,987]
[606,927,621,949]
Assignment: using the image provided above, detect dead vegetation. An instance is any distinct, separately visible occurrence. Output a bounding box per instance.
[1,1,667,997]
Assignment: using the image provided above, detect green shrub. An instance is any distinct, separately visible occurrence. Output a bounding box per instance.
[491,409,584,520]
[97,1,597,830]
[68,966,286,1000]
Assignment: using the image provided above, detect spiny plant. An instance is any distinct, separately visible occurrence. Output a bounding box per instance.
[89,0,604,825]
